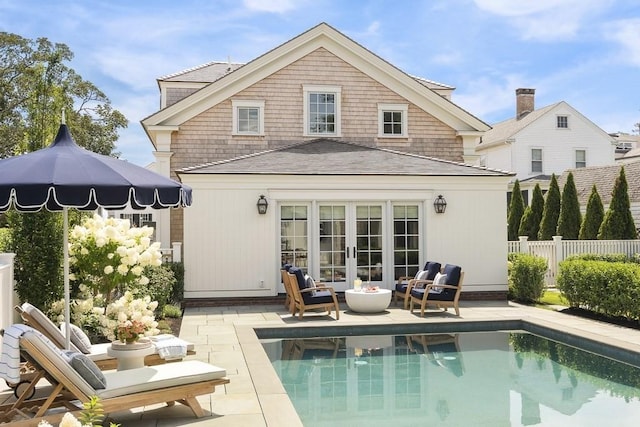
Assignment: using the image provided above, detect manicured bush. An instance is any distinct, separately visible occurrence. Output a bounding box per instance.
[508,253,547,303]
[539,174,561,240]
[0,227,10,251]
[166,262,185,303]
[507,180,525,241]
[518,184,544,241]
[132,265,176,315]
[557,258,640,320]
[598,166,637,240]
[557,172,581,239]
[579,185,604,240]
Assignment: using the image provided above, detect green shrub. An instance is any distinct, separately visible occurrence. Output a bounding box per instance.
[166,262,185,303]
[163,304,182,318]
[557,259,640,319]
[129,265,176,316]
[564,253,633,263]
[0,228,10,251]
[508,253,547,303]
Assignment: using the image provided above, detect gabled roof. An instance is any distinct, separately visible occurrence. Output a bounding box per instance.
[476,103,559,150]
[159,61,245,83]
[477,101,613,151]
[558,161,640,204]
[178,139,512,177]
[143,22,489,141]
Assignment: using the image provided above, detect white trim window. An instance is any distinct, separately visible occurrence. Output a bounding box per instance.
[232,100,265,135]
[575,149,586,168]
[557,115,569,129]
[531,148,543,173]
[378,103,408,137]
[303,85,341,136]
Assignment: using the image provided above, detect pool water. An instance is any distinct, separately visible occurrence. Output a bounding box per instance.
[261,332,640,426]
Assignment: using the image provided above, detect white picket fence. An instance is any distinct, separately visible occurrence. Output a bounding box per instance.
[508,236,640,286]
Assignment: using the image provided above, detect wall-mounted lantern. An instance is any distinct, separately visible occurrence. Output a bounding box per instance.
[257,195,269,215]
[433,195,447,214]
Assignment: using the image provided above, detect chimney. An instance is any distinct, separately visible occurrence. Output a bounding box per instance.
[516,88,535,119]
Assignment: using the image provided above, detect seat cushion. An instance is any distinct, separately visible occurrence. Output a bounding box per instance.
[302,290,334,305]
[97,360,226,399]
[22,302,82,353]
[410,288,426,299]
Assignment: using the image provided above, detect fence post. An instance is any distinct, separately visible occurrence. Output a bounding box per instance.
[552,236,564,264]
[518,236,529,254]
[172,242,182,263]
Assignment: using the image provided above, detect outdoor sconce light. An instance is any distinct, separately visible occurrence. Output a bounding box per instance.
[257,195,269,215]
[433,195,447,214]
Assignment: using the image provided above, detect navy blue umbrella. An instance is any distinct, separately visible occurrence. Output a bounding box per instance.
[0,123,192,348]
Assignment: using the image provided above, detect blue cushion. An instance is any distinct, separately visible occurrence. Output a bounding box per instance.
[289,267,307,290]
[424,262,441,280]
[302,290,335,304]
[410,288,426,299]
[442,264,462,286]
[395,282,408,292]
[283,263,292,272]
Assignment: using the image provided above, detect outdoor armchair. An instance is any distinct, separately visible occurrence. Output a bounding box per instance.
[394,261,441,309]
[287,267,340,320]
[409,264,464,317]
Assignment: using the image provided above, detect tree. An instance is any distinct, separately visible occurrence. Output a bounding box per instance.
[556,172,581,239]
[507,180,525,241]
[1,32,127,308]
[598,166,638,239]
[579,185,604,239]
[539,174,561,240]
[518,184,544,240]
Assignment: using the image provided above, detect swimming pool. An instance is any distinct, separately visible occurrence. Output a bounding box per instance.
[259,323,640,426]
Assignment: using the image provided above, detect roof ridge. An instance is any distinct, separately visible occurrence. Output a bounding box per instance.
[158,60,246,81]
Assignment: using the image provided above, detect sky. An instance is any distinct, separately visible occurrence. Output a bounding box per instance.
[1,0,639,166]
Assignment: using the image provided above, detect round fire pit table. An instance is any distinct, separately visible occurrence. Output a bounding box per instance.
[345,289,392,313]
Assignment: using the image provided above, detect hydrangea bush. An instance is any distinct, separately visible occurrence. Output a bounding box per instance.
[69,214,163,299]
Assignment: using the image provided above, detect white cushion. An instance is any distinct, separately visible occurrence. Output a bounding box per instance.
[413,270,431,288]
[60,323,92,354]
[430,273,448,293]
[22,302,81,353]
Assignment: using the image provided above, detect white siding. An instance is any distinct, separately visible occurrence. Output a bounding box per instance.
[181,174,510,298]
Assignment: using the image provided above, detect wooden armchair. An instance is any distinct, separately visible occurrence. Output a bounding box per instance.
[394,261,441,309]
[281,265,296,314]
[287,267,340,320]
[409,264,464,317]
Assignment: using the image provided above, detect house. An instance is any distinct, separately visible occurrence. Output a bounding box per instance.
[476,88,616,204]
[612,132,640,163]
[141,23,513,300]
[558,161,640,230]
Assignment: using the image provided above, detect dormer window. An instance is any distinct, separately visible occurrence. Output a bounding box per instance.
[303,85,341,136]
[557,115,568,129]
[378,103,408,137]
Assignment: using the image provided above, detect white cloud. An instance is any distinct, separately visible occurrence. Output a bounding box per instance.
[474,0,613,41]
[605,18,640,67]
[243,0,302,13]
[453,74,530,122]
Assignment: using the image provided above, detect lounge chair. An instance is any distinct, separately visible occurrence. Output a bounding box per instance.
[287,267,340,320]
[0,325,229,425]
[15,302,195,371]
[394,261,441,309]
[409,264,464,317]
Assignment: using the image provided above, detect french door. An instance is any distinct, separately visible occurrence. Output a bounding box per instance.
[318,203,384,291]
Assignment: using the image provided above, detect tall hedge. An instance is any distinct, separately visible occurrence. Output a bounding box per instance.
[556,172,581,239]
[579,185,604,240]
[518,184,544,240]
[539,174,561,240]
[507,180,525,241]
[598,166,637,239]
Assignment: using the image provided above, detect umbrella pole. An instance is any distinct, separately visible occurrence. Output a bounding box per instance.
[63,207,71,350]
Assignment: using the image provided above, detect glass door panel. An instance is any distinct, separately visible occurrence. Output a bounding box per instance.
[319,205,346,284]
[355,205,383,283]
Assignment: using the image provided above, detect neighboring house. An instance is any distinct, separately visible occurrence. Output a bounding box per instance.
[476,88,616,204]
[141,22,513,299]
[612,132,640,163]
[558,161,640,231]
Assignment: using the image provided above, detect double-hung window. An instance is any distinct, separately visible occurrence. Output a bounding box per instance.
[557,115,568,129]
[575,149,586,168]
[531,148,543,173]
[378,103,408,137]
[232,100,264,135]
[303,85,341,136]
